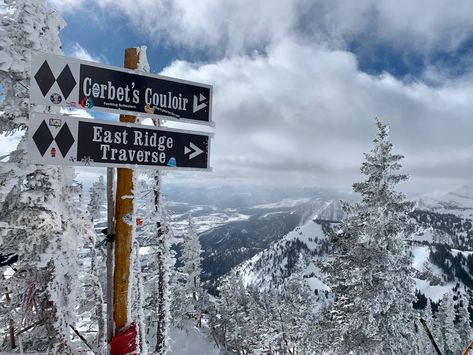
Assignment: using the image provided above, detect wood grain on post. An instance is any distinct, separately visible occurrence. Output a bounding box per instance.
[113,47,139,331]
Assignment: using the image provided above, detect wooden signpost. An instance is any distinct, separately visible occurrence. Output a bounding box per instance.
[29,48,214,352]
[113,47,138,333]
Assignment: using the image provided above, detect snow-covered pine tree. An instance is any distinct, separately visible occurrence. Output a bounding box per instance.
[416,299,439,355]
[457,296,472,351]
[87,175,106,222]
[140,173,174,354]
[278,263,319,354]
[0,1,92,352]
[174,215,203,327]
[437,292,461,355]
[245,284,277,353]
[320,119,416,354]
[0,0,63,133]
[217,274,252,353]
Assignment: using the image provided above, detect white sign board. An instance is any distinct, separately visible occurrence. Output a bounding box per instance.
[28,113,212,170]
[30,53,213,125]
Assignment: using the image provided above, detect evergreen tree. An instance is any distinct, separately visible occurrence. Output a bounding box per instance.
[417,299,440,355]
[87,175,106,222]
[140,173,173,354]
[321,119,416,354]
[0,0,64,133]
[457,296,472,350]
[173,215,203,326]
[218,274,252,353]
[0,1,93,352]
[437,292,461,355]
[277,261,319,353]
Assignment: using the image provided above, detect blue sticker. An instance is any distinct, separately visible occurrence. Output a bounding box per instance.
[50,93,62,104]
[167,157,177,167]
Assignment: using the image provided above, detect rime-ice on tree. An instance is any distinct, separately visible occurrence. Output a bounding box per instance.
[140,173,173,354]
[321,119,416,354]
[457,296,472,351]
[0,1,94,352]
[416,299,438,355]
[277,263,319,354]
[87,175,106,221]
[436,292,461,355]
[210,263,319,354]
[0,0,64,133]
[172,215,204,327]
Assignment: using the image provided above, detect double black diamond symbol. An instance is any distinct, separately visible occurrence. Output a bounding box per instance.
[32,120,75,157]
[34,61,77,99]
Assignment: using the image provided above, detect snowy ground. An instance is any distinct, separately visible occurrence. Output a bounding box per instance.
[166,321,222,355]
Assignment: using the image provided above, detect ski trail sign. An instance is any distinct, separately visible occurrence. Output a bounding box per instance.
[30,53,213,126]
[28,112,212,170]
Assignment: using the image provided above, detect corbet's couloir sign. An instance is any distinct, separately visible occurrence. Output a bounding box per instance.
[30,53,213,125]
[28,112,211,170]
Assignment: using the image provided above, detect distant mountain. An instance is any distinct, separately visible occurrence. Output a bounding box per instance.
[233,217,333,311]
[222,185,473,322]
[199,198,330,284]
[418,183,473,219]
[313,199,345,222]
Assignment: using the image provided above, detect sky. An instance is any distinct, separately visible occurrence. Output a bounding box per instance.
[7,0,473,195]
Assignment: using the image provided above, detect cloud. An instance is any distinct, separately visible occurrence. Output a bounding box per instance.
[97,0,304,57]
[96,0,473,59]
[66,42,108,64]
[47,0,85,12]
[159,39,473,191]
[48,0,473,193]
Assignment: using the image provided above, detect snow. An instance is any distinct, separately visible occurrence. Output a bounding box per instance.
[238,217,329,292]
[418,183,473,219]
[412,245,462,301]
[414,278,454,302]
[284,218,326,246]
[412,227,434,243]
[171,211,250,234]
[412,246,431,270]
[412,245,448,278]
[259,211,287,219]
[306,275,330,292]
[137,46,150,73]
[167,322,221,355]
[0,130,22,160]
[451,249,473,257]
[252,197,311,209]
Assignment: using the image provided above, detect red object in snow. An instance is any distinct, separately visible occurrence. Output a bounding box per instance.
[136,217,144,227]
[110,322,138,355]
[50,147,56,158]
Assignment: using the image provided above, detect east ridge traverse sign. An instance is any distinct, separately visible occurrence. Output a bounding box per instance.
[30,53,213,125]
[28,112,211,170]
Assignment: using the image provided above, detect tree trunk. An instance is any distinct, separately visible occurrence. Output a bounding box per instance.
[89,237,105,351]
[3,273,16,349]
[154,173,167,354]
[9,318,15,349]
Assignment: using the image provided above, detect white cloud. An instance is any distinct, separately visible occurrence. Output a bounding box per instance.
[159,39,473,191]
[67,42,107,64]
[47,0,85,12]
[98,0,303,56]
[48,0,473,192]
[96,0,473,58]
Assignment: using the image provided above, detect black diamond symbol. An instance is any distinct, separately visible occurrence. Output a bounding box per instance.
[55,123,75,157]
[32,120,54,156]
[34,61,55,97]
[56,65,76,100]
